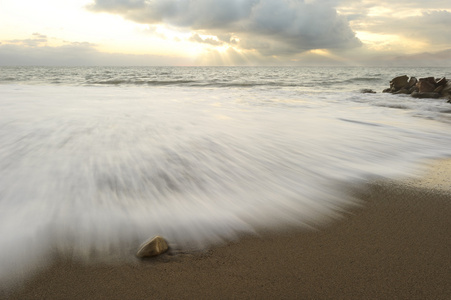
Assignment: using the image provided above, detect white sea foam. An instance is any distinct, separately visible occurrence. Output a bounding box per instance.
[1,67,451,288]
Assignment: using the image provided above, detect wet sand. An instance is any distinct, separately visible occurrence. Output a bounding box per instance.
[6,167,451,299]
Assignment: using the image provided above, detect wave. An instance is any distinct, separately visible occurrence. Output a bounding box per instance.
[90,79,197,86]
[375,104,410,110]
[340,77,382,84]
[0,77,17,82]
[203,81,301,88]
[1,77,451,289]
[86,79,306,88]
[351,77,381,81]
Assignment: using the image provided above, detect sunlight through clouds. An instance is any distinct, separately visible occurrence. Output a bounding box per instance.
[0,0,450,65]
[355,31,429,53]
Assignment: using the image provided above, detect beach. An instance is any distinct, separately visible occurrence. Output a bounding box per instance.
[2,66,451,299]
[6,161,451,299]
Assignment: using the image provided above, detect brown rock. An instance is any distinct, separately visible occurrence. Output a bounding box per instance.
[408,86,418,94]
[390,75,409,91]
[433,85,444,94]
[436,77,447,86]
[136,236,169,258]
[407,77,418,88]
[394,88,409,94]
[411,92,440,99]
[442,81,451,98]
[417,77,436,93]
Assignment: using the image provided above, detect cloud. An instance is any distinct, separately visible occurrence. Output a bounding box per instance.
[87,0,362,56]
[6,33,49,47]
[189,34,224,46]
[0,35,192,66]
[339,0,451,15]
[339,1,451,49]
[196,46,356,66]
[2,33,449,66]
[88,0,257,28]
[369,10,451,45]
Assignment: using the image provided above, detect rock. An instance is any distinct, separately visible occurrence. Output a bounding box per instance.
[433,85,444,94]
[407,76,418,88]
[136,236,169,258]
[360,89,376,93]
[436,77,447,86]
[441,81,451,98]
[410,91,420,98]
[390,75,409,91]
[407,77,418,89]
[394,88,409,94]
[417,77,436,93]
[382,76,451,103]
[408,86,418,94]
[411,91,440,99]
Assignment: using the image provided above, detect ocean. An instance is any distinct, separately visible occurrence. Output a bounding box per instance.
[1,66,451,285]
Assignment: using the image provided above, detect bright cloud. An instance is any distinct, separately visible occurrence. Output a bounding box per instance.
[341,0,451,51]
[87,0,361,56]
[0,0,450,65]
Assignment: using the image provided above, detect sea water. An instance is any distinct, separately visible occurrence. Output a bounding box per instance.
[1,66,451,286]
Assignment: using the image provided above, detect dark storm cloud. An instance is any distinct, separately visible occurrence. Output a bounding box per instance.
[88,0,257,28]
[87,0,362,56]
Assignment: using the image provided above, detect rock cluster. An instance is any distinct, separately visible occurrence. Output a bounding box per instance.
[383,75,451,102]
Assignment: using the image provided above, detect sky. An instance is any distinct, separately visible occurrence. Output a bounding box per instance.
[1,0,450,66]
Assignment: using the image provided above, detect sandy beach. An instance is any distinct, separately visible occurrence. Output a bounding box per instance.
[5,161,451,299]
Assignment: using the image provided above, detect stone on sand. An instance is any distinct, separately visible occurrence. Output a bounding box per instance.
[136,236,169,258]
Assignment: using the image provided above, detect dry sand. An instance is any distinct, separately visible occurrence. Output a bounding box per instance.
[5,160,451,299]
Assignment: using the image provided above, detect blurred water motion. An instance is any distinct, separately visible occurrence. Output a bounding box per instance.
[1,66,451,288]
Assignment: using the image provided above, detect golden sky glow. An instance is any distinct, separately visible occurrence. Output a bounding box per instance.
[355,31,429,53]
[1,0,207,56]
[1,0,450,66]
